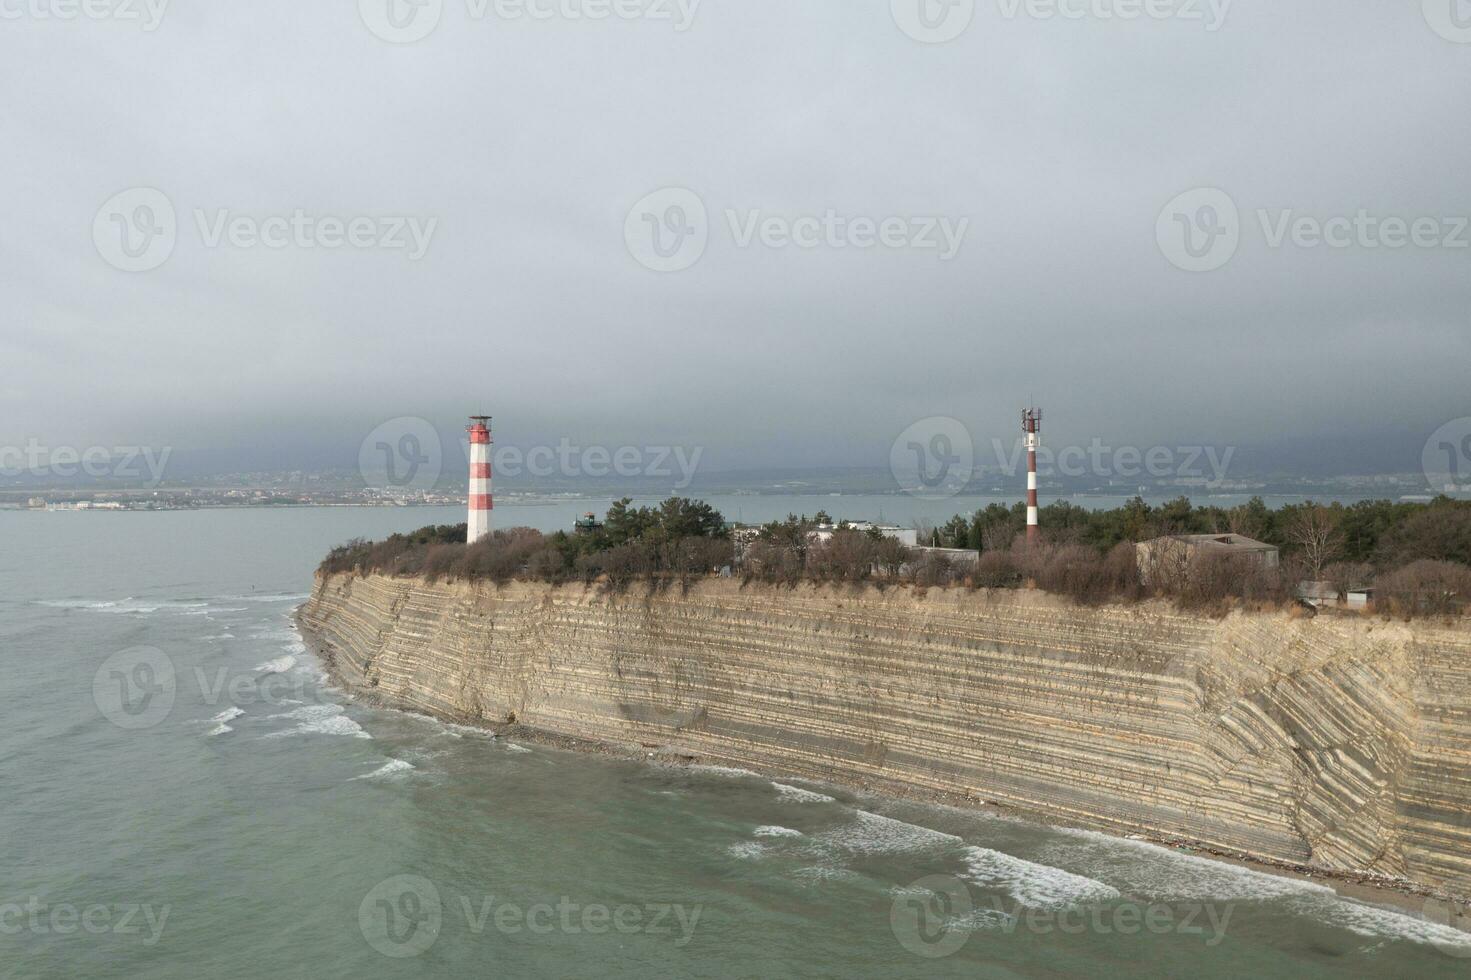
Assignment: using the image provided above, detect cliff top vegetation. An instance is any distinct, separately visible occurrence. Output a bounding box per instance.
[319,495,1471,618]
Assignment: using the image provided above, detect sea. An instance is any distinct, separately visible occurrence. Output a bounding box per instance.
[3,502,1469,978]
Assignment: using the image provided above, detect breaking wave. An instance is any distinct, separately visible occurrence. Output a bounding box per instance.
[962,846,1121,909]
[263,704,370,740]
[773,782,835,804]
[354,759,416,780]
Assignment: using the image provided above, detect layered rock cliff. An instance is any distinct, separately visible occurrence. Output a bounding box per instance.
[300,573,1471,898]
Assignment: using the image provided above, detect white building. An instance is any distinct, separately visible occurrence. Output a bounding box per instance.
[809,523,919,547]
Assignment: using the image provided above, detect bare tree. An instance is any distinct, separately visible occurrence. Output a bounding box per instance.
[1286,505,1343,580]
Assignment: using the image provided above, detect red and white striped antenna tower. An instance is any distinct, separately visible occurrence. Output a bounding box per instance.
[1022,407,1042,544]
[467,416,493,544]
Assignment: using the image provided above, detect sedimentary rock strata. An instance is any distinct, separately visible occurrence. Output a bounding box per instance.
[300,574,1471,898]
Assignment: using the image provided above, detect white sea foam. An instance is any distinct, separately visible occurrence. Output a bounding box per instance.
[892,883,1014,931]
[690,765,759,779]
[263,704,370,740]
[38,599,120,610]
[354,759,416,780]
[255,655,298,675]
[1039,828,1471,951]
[200,707,244,736]
[813,811,961,856]
[962,846,1120,909]
[1043,829,1334,902]
[792,865,861,883]
[216,593,311,603]
[504,743,532,754]
[728,842,766,860]
[754,825,803,838]
[37,597,208,615]
[773,782,835,804]
[1301,897,1471,952]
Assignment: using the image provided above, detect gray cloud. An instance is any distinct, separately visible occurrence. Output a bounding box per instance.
[2,0,1467,473]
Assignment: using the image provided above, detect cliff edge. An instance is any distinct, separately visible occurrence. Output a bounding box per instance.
[300,573,1471,899]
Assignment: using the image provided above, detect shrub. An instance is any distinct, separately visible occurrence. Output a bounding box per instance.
[1376,561,1471,617]
[972,549,1019,589]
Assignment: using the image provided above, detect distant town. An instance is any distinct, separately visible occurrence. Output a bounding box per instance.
[0,464,1445,513]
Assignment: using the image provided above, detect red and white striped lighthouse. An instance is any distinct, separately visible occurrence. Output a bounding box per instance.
[1023,408,1042,544]
[467,416,493,544]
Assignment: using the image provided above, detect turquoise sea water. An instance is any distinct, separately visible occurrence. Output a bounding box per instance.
[3,507,1469,978]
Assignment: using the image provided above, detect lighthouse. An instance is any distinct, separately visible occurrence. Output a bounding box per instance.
[467,416,493,544]
[1022,408,1042,544]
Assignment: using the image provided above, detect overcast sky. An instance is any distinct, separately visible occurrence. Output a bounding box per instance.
[4,0,1468,474]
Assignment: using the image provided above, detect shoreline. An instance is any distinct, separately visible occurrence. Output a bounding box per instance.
[296,605,1471,930]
